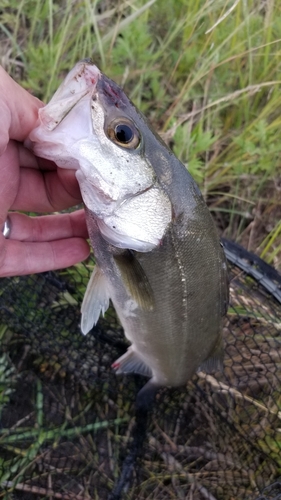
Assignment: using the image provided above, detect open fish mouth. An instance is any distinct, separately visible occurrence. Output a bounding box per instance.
[25,60,102,168]
[38,60,101,131]
[38,58,130,132]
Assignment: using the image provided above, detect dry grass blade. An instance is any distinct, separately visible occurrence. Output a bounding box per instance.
[198,372,281,420]
[1,481,85,499]
[205,0,241,34]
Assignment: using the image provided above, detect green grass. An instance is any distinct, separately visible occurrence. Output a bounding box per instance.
[1,0,281,267]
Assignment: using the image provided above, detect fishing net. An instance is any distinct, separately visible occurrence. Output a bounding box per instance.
[0,237,281,500]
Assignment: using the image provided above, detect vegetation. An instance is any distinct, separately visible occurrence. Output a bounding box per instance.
[1,0,281,267]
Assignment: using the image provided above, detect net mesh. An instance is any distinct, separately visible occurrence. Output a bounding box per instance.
[0,239,281,500]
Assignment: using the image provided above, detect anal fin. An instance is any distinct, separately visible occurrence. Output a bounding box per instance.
[112,347,153,378]
[81,265,110,335]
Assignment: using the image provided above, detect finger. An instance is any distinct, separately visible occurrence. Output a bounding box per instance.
[0,140,20,224]
[0,142,82,212]
[18,142,55,170]
[7,210,88,242]
[0,66,43,144]
[11,167,82,212]
[18,142,63,171]
[18,143,82,207]
[0,237,90,277]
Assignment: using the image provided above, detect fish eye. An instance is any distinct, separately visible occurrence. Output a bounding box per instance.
[106,118,140,149]
[115,124,133,143]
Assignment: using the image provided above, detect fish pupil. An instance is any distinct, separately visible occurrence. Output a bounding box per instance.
[115,124,133,143]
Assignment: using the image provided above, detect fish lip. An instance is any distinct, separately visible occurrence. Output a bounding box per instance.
[38,60,101,131]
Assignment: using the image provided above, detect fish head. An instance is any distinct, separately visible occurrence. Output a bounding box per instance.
[27,60,171,252]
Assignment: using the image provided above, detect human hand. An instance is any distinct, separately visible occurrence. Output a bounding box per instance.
[0,66,90,277]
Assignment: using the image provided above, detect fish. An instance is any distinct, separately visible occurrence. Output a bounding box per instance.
[27,59,228,404]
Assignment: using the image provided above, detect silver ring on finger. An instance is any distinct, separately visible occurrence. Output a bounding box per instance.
[2,217,11,239]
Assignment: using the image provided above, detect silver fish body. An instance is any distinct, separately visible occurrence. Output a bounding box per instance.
[27,60,228,394]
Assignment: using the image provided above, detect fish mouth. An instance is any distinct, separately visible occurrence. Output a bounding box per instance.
[38,60,101,131]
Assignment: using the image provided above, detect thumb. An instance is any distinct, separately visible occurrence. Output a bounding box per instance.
[0,66,43,146]
[0,103,10,156]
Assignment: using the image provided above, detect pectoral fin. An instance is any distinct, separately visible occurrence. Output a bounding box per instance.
[113,251,154,311]
[199,334,224,373]
[81,265,110,335]
[112,348,153,378]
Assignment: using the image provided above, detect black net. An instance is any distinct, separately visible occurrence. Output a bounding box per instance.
[0,239,281,500]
